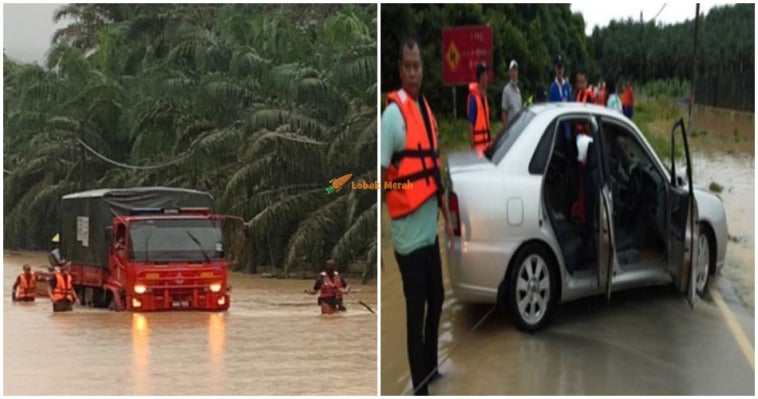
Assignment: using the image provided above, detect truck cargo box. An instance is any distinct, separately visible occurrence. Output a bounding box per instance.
[60,187,216,268]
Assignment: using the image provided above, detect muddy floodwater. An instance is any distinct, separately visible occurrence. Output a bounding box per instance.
[692,154,754,308]
[4,252,376,396]
[381,154,754,395]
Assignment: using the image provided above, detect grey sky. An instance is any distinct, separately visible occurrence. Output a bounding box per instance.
[4,3,69,65]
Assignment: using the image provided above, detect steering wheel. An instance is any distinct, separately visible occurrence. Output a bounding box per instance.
[629,163,663,220]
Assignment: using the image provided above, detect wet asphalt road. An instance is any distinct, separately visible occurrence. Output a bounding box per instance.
[429,284,753,395]
[380,208,754,395]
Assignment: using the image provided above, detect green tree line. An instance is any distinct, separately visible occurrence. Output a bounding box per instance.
[4,4,377,279]
[381,4,753,116]
[589,3,754,83]
[381,4,593,117]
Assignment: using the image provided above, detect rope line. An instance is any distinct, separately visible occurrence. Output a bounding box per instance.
[404,305,498,395]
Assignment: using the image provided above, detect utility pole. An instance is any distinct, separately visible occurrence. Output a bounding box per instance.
[640,11,644,82]
[452,86,457,119]
[688,3,700,135]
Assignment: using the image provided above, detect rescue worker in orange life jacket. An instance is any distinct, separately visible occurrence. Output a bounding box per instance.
[467,62,491,152]
[381,38,454,395]
[596,81,607,106]
[12,264,37,302]
[574,70,595,104]
[305,260,347,314]
[48,262,78,312]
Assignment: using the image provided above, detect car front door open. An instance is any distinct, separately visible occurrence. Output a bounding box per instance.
[667,118,698,308]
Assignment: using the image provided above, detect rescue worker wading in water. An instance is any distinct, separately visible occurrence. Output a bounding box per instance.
[12,264,37,302]
[305,260,348,314]
[48,233,66,271]
[48,262,79,312]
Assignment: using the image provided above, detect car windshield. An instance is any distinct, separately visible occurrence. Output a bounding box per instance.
[485,108,535,163]
[129,218,223,263]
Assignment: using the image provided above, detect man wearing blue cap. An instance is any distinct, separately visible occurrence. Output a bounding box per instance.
[549,55,573,141]
[549,55,572,103]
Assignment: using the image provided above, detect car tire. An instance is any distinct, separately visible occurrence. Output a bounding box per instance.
[695,223,713,296]
[506,243,558,332]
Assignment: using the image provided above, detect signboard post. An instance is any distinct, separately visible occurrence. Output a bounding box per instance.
[442,26,493,119]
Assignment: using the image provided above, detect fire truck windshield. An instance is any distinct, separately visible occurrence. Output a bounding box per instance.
[129,218,224,262]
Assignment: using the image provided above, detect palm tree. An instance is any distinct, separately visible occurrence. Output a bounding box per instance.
[5,4,377,279]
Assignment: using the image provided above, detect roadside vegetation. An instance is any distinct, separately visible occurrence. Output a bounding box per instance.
[4,4,377,279]
[380,4,754,164]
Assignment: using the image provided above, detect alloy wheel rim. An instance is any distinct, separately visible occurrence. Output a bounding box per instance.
[516,254,550,325]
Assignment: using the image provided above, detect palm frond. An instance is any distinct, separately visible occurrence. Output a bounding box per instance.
[281,194,350,275]
[330,202,377,266]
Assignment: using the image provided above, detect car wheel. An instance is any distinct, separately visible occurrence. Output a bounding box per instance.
[506,243,557,332]
[695,225,711,295]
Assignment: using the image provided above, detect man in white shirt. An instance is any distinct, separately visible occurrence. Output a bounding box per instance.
[501,59,521,127]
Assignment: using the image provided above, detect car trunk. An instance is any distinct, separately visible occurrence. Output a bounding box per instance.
[445,151,493,176]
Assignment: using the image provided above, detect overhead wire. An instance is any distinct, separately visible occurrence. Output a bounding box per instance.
[648,3,667,23]
[75,138,191,170]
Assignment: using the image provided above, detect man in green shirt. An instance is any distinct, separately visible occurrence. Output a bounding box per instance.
[381,38,454,396]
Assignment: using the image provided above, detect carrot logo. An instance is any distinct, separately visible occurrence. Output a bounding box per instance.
[325,174,353,195]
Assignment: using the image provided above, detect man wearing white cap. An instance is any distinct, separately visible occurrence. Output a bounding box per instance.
[501,59,521,127]
[47,233,66,269]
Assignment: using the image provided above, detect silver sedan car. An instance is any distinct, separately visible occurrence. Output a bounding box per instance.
[444,103,727,332]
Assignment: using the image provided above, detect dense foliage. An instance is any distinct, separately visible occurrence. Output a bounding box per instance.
[381,4,593,115]
[589,3,754,83]
[381,4,754,114]
[4,4,377,278]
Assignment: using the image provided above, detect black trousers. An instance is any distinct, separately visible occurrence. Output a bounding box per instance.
[53,300,73,312]
[395,238,444,396]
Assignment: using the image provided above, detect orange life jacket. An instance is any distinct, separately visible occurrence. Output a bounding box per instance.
[621,86,634,107]
[385,89,442,220]
[596,86,607,106]
[52,273,74,302]
[576,88,595,104]
[16,273,37,299]
[467,82,491,151]
[319,272,343,299]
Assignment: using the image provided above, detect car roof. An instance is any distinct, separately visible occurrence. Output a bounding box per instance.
[529,102,626,121]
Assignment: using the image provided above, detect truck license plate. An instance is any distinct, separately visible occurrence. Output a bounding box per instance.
[172,301,190,307]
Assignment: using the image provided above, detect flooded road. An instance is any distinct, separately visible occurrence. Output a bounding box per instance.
[692,154,754,309]
[4,251,376,396]
[381,153,754,395]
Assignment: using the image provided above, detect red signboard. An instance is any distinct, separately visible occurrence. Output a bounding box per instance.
[442,26,493,86]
